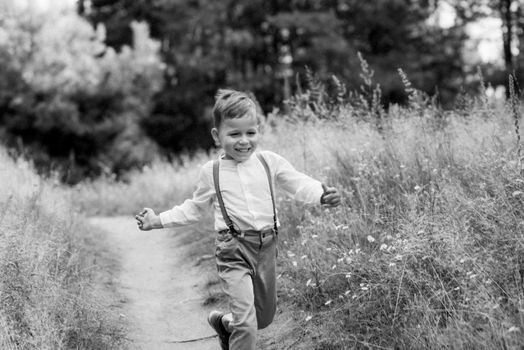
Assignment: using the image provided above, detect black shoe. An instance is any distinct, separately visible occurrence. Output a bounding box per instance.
[207,310,231,350]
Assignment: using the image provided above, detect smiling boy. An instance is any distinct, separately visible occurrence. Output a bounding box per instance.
[135,89,340,350]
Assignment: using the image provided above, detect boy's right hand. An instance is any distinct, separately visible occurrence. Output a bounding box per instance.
[135,208,162,231]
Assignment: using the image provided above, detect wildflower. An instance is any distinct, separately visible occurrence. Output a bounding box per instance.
[311,234,319,239]
[292,261,297,267]
[345,273,352,279]
[287,251,295,258]
[352,294,357,299]
[325,300,333,306]
[344,290,351,296]
[367,235,375,243]
[306,279,312,287]
[305,315,313,322]
[301,255,308,260]
[395,254,403,261]
[389,262,396,267]
[508,326,519,333]
[331,264,337,270]
[326,247,332,252]
[379,244,388,251]
[414,185,421,191]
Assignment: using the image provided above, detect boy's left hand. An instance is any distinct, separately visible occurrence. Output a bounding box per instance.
[321,183,341,207]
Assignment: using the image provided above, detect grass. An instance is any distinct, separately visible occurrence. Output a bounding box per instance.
[262,95,524,349]
[0,149,126,349]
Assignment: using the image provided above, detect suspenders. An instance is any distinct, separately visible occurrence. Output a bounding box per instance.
[212,153,278,236]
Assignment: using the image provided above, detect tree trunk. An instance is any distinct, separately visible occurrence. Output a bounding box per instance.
[500,0,514,73]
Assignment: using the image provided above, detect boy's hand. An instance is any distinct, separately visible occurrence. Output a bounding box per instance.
[135,208,162,231]
[321,183,341,207]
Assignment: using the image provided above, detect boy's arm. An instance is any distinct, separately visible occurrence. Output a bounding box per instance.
[265,151,325,205]
[158,163,214,228]
[136,163,214,230]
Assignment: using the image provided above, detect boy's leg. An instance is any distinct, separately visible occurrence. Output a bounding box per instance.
[253,232,277,329]
[217,261,258,350]
[215,235,259,350]
[214,232,278,349]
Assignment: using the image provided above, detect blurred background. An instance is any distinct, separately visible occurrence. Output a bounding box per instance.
[0,0,519,183]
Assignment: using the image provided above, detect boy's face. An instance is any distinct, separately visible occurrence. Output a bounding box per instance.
[211,110,260,162]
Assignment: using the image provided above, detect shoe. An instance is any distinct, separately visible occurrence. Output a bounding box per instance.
[207,310,231,350]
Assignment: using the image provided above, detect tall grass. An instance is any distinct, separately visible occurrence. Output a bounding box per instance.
[73,153,213,216]
[0,149,125,349]
[266,90,524,348]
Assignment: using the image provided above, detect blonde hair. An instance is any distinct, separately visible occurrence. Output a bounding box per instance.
[213,89,257,128]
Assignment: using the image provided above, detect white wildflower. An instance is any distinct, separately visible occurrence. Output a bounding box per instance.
[508,326,520,333]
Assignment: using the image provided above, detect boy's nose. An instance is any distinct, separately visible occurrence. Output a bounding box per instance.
[239,135,249,143]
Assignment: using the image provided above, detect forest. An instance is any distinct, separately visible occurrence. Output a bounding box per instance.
[0,0,523,182]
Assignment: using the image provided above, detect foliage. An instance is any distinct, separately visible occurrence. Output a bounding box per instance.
[0,5,164,183]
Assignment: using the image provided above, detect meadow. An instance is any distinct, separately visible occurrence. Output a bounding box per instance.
[2,76,523,349]
[73,75,523,349]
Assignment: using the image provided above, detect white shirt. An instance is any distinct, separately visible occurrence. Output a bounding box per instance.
[159,150,324,231]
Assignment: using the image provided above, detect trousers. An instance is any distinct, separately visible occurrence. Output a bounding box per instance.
[215,229,278,350]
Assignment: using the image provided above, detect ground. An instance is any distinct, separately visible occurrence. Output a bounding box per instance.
[89,216,298,350]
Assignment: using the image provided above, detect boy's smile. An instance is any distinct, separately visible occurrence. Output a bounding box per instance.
[212,112,260,162]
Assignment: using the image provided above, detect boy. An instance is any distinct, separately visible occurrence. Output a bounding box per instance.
[135,89,340,350]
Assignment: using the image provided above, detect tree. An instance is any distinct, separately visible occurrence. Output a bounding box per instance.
[0,5,164,182]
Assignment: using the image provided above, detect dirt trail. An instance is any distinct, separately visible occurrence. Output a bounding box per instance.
[89,216,217,350]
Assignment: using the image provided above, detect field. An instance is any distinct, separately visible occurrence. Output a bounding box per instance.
[2,86,523,349]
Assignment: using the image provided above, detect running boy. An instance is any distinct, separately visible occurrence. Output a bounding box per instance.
[135,89,340,350]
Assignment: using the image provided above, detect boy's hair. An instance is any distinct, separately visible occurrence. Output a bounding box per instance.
[213,89,258,128]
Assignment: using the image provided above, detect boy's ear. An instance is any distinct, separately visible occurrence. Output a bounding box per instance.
[211,128,220,146]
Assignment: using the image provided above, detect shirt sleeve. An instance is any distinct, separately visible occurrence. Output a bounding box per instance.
[263,151,324,205]
[158,162,215,227]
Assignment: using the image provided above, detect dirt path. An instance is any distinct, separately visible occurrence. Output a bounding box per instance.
[89,216,217,350]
